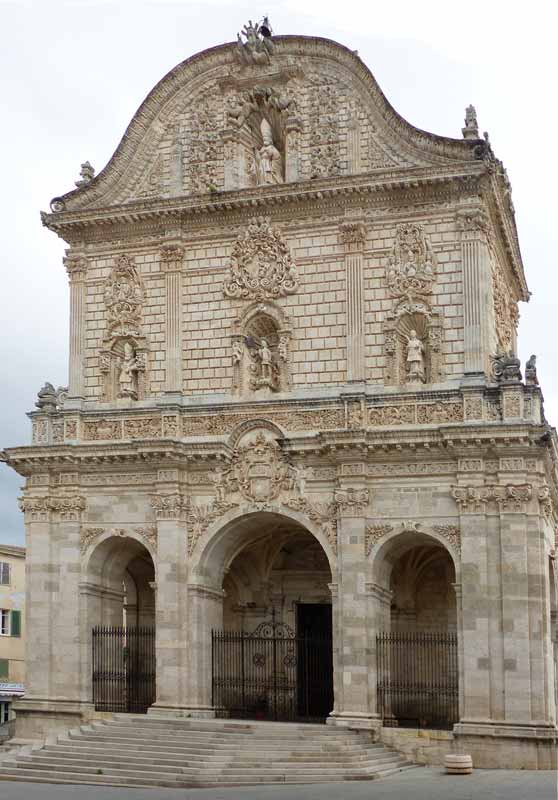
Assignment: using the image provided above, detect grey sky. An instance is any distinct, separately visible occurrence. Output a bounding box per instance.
[1,0,556,545]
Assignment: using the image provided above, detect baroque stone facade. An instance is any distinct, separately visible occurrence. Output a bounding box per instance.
[2,22,557,772]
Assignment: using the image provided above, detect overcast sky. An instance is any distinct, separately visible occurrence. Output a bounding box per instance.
[1,0,557,545]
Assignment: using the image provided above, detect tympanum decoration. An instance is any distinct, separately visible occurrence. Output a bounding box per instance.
[223,217,298,300]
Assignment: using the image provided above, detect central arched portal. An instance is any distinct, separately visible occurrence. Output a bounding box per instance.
[197,511,334,722]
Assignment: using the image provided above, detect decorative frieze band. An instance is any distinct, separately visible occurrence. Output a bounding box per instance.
[451,484,533,513]
[19,495,86,522]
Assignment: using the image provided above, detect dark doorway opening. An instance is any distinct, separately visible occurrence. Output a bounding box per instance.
[296,603,333,719]
[92,626,155,713]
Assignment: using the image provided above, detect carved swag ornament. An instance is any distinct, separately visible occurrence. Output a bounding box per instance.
[223,217,298,300]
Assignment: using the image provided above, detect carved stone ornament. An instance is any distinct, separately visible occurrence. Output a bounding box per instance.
[104,254,145,337]
[386,223,436,298]
[221,433,295,505]
[491,351,522,383]
[223,217,298,300]
[19,495,86,521]
[80,525,157,555]
[365,524,394,556]
[432,525,461,555]
[187,499,240,556]
[150,493,187,519]
[334,487,370,514]
[492,262,519,352]
[451,484,532,513]
[538,485,553,517]
[235,17,274,65]
[283,496,338,554]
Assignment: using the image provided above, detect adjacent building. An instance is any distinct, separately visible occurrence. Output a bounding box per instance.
[2,22,557,769]
[0,544,25,730]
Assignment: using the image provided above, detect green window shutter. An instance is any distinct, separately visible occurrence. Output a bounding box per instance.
[10,611,21,638]
[0,659,8,679]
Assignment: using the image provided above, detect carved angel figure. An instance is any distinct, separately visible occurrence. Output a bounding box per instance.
[406,330,425,384]
[118,342,139,400]
[235,18,274,65]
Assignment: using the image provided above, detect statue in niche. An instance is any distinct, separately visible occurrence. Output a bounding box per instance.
[258,338,273,382]
[254,119,283,185]
[406,330,425,384]
[118,342,139,399]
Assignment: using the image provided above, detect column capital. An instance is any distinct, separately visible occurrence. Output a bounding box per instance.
[160,244,184,271]
[64,253,87,281]
[339,221,367,252]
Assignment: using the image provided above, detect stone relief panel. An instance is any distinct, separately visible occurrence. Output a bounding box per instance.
[183,92,223,194]
[223,216,298,301]
[492,260,519,352]
[99,255,149,401]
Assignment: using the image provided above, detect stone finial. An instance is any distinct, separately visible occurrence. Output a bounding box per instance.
[35,382,58,412]
[462,105,479,140]
[491,351,522,383]
[75,161,95,188]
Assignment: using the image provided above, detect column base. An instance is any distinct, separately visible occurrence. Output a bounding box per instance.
[453,721,558,769]
[12,697,90,739]
[147,703,216,719]
[326,711,382,732]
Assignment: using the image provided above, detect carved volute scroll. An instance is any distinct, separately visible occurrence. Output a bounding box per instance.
[100,254,149,401]
[223,217,298,301]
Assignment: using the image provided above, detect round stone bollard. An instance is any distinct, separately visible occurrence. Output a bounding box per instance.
[444,754,473,774]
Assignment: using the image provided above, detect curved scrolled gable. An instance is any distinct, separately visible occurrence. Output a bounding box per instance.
[50,35,485,214]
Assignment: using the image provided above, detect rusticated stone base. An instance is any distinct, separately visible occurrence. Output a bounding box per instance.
[13,698,89,738]
[453,722,558,770]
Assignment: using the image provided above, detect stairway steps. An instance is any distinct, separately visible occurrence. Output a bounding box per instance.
[0,716,417,788]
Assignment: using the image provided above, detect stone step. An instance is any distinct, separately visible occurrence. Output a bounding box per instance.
[45,743,387,765]
[112,715,343,734]
[0,716,418,789]
[72,730,374,753]
[27,748,403,772]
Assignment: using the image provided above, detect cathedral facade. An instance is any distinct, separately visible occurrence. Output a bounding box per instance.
[3,23,557,769]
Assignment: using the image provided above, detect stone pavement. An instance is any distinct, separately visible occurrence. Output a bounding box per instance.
[0,769,555,800]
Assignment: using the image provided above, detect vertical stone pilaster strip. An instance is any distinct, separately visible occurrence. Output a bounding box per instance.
[347,107,361,173]
[340,223,367,382]
[64,254,87,398]
[285,117,302,182]
[161,245,184,393]
[457,208,491,376]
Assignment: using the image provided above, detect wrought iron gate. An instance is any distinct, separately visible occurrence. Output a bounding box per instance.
[377,631,458,729]
[212,621,333,721]
[92,626,155,713]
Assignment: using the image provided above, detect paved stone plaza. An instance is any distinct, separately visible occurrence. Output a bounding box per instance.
[2,15,557,782]
[0,769,556,800]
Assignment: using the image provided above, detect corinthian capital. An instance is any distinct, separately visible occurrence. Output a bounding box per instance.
[150,493,187,519]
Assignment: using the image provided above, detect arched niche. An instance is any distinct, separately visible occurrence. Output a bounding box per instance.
[231,302,292,396]
[99,334,149,401]
[383,300,443,387]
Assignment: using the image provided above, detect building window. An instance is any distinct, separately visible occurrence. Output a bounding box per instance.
[0,563,10,585]
[0,659,8,679]
[0,702,9,724]
[0,610,9,635]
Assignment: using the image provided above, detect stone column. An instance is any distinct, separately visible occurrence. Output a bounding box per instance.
[340,222,367,383]
[327,486,377,729]
[452,582,465,720]
[183,583,223,716]
[15,493,86,736]
[365,582,392,721]
[148,487,189,715]
[64,253,87,399]
[451,487,493,722]
[457,208,492,377]
[160,245,184,395]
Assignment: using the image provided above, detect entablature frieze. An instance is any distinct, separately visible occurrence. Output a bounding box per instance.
[42,165,487,240]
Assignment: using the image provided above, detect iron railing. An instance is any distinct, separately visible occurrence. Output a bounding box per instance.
[212,622,333,722]
[377,631,458,729]
[92,625,155,713]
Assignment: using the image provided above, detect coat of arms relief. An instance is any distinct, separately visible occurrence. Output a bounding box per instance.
[223,216,298,301]
[186,432,341,557]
